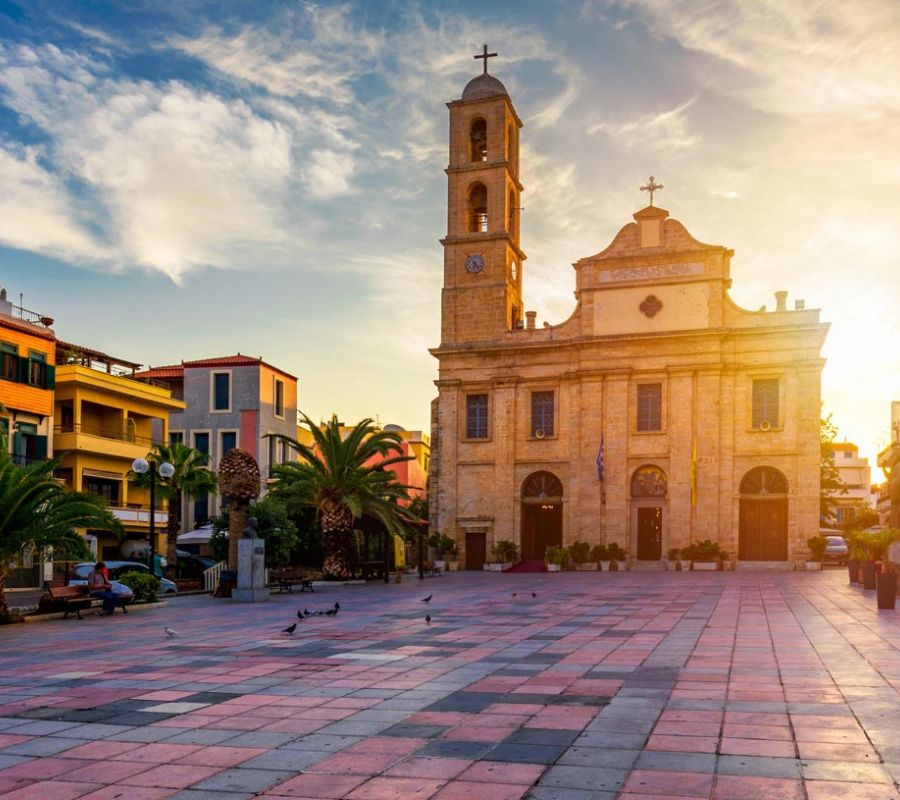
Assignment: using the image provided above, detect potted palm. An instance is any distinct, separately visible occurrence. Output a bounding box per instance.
[874,530,898,609]
[806,535,826,571]
[569,541,597,571]
[859,533,878,590]
[490,539,518,571]
[544,545,569,572]
[595,544,611,571]
[667,547,682,571]
[688,539,721,571]
[607,542,626,571]
[440,535,460,571]
[590,544,606,570]
[846,531,862,584]
[719,549,733,571]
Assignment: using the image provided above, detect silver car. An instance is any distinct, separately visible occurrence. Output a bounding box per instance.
[69,561,178,593]
[823,535,848,565]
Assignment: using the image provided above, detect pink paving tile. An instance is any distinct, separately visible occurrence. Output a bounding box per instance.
[722,711,790,726]
[112,742,205,763]
[792,727,869,744]
[485,703,544,715]
[203,715,273,731]
[721,723,793,740]
[623,770,714,798]
[306,751,404,774]
[57,740,143,760]
[719,737,796,758]
[264,772,368,797]
[653,721,721,737]
[66,760,154,784]
[457,761,544,785]
[384,757,472,780]
[797,741,881,762]
[345,737,427,756]
[712,775,804,800]
[175,745,267,767]
[0,757,79,780]
[345,776,446,800]
[430,781,528,800]
[118,763,221,789]
[0,733,32,748]
[260,718,331,734]
[646,734,718,753]
[790,715,861,729]
[0,781,103,800]
[804,782,900,800]
[660,710,723,724]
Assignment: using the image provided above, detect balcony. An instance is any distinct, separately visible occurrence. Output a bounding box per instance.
[54,422,160,459]
[12,303,54,329]
[110,505,166,527]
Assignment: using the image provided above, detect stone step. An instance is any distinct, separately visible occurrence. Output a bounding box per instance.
[630,560,667,571]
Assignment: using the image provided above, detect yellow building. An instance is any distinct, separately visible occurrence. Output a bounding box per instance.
[53,341,185,560]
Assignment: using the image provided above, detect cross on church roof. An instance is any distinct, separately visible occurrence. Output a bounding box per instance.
[474,44,498,75]
[640,176,664,206]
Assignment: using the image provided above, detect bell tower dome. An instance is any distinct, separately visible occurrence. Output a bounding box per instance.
[440,47,525,346]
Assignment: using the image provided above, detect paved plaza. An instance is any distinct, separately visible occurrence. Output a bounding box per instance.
[1,571,899,800]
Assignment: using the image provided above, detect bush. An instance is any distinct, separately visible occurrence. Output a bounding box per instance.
[544,545,570,568]
[567,541,591,564]
[591,544,607,562]
[606,542,626,562]
[807,535,827,561]
[491,539,518,563]
[436,534,458,557]
[681,539,721,561]
[667,547,681,561]
[118,570,159,604]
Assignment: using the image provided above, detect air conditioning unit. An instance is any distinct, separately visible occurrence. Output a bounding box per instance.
[759,420,772,431]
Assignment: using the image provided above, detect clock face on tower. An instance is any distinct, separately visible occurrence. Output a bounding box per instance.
[465,253,485,274]
[510,261,518,281]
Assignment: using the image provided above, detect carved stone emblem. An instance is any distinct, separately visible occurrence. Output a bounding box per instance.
[640,294,663,318]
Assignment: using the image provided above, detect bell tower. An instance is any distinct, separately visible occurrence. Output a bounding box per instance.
[441,47,525,345]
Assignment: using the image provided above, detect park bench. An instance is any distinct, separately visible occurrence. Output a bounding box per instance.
[422,561,443,577]
[272,568,315,594]
[48,585,129,619]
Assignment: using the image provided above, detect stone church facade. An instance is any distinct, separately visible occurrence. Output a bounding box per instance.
[429,64,828,569]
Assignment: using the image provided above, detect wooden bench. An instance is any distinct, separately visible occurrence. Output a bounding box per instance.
[272,569,315,594]
[48,585,129,618]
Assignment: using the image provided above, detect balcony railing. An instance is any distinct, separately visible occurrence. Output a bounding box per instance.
[109,505,166,525]
[12,304,53,328]
[54,422,159,449]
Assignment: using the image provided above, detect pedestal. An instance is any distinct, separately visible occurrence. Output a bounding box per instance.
[232,537,269,603]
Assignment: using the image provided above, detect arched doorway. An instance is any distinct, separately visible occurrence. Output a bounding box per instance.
[521,471,563,560]
[631,465,667,560]
[739,467,789,561]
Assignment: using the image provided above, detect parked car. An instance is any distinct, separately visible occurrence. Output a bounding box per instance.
[822,535,849,565]
[175,554,216,580]
[69,561,178,594]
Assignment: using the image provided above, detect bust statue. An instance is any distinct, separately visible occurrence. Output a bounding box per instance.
[243,516,259,539]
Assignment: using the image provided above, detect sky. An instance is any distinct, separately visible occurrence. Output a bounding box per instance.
[0,0,897,478]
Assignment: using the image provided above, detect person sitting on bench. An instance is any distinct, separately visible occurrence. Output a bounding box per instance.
[88,562,118,616]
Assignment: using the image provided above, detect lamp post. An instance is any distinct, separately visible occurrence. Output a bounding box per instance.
[132,457,175,577]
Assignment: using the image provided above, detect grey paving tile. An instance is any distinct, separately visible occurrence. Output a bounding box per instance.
[190,767,294,792]
[2,736,84,756]
[538,765,628,793]
[556,747,639,769]
[636,751,717,772]
[717,755,802,778]
[236,748,326,771]
[219,732,296,748]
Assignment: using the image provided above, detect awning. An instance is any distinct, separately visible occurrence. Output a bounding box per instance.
[177,525,216,545]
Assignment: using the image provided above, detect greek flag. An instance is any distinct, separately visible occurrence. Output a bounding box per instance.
[596,436,605,481]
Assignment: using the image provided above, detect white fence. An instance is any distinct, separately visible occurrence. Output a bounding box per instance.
[203,561,227,593]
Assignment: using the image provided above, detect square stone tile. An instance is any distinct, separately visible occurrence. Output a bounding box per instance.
[189,767,295,793]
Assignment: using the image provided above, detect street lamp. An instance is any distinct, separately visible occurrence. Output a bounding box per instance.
[132,457,175,577]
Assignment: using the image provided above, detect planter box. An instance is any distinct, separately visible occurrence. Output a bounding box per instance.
[546,563,561,572]
[487,562,513,572]
[599,560,611,571]
[575,563,598,571]
[434,560,446,570]
[805,561,822,571]
[445,561,459,572]
[693,561,718,571]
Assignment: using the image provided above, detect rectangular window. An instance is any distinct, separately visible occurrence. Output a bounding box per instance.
[268,434,278,477]
[221,431,237,457]
[531,391,555,438]
[194,494,209,524]
[752,379,779,429]
[28,351,46,387]
[193,432,210,455]
[274,378,284,418]
[465,394,489,439]
[0,343,17,381]
[169,431,184,446]
[84,476,120,505]
[212,372,230,411]
[636,383,662,432]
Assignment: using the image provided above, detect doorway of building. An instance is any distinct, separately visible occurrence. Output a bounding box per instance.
[637,507,663,560]
[520,471,564,561]
[739,467,789,561]
[464,531,486,570]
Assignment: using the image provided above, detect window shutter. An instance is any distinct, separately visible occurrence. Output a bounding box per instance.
[34,435,48,460]
[44,365,55,390]
[17,356,29,383]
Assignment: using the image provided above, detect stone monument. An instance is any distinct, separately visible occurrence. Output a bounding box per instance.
[233,516,268,603]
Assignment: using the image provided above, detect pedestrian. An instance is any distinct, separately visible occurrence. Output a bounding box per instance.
[87,561,118,616]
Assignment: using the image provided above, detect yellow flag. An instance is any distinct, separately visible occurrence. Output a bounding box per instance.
[690,439,698,507]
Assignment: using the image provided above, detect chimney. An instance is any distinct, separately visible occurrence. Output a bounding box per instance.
[775,291,788,312]
[525,311,537,330]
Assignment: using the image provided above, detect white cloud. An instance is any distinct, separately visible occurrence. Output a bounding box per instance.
[304,149,355,198]
[589,95,700,152]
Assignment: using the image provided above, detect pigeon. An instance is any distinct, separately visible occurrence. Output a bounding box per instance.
[325,607,338,616]
[425,614,431,624]
[296,610,305,621]
[165,627,177,638]
[421,594,433,603]
[303,609,312,617]
[511,592,518,597]
[531,592,537,598]
[282,623,297,634]
[334,602,341,611]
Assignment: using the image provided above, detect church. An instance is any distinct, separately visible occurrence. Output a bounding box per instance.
[429,53,829,569]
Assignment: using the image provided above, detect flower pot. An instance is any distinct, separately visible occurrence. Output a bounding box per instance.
[609,560,620,571]
[488,563,503,572]
[434,560,446,570]
[805,561,822,571]
[599,560,611,571]
[848,558,858,584]
[546,563,561,572]
[862,561,877,590]
[876,571,897,609]
[446,560,459,571]
[575,563,598,571]
[693,561,718,571]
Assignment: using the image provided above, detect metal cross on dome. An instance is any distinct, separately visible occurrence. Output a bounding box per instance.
[474,44,498,75]
[640,176,664,206]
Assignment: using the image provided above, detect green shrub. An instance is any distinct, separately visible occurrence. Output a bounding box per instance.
[491,539,518,563]
[567,541,591,564]
[606,542,626,562]
[807,535,827,561]
[118,570,159,604]
[437,534,458,556]
[590,544,607,562]
[682,539,721,561]
[667,547,681,561]
[544,545,570,568]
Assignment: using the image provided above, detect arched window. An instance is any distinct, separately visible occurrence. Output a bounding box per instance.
[631,465,667,497]
[522,471,564,500]
[467,183,488,233]
[470,118,487,162]
[507,122,516,165]
[740,467,788,495]
[507,189,516,232]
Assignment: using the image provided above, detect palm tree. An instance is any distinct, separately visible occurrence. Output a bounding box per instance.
[270,414,414,580]
[131,443,217,566]
[0,450,123,618]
